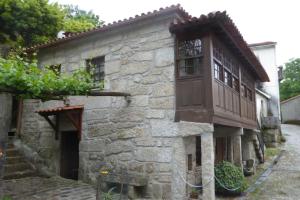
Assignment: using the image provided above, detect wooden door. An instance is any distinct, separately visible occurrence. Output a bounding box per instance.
[215,137,226,164]
[60,131,79,180]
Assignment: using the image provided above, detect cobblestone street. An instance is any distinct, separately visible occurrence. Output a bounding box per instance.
[248,124,300,199]
[0,176,96,200]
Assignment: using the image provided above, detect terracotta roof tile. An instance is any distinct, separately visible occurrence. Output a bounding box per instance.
[26,4,190,52]
[36,105,84,114]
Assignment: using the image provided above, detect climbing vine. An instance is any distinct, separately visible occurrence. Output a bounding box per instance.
[0,53,102,100]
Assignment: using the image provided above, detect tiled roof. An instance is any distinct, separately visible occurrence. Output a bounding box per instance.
[281,94,300,104]
[36,105,84,114]
[169,11,270,82]
[248,41,277,47]
[26,4,190,52]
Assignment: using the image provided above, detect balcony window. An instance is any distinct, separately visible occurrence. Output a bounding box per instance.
[224,69,232,87]
[214,61,223,81]
[177,38,203,77]
[233,77,239,92]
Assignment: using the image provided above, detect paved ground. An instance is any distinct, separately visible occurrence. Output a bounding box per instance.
[0,176,96,200]
[248,124,300,200]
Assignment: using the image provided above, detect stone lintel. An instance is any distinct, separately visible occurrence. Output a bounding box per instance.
[178,121,213,137]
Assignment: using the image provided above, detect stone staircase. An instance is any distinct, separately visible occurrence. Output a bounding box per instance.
[3,135,37,180]
[253,133,264,163]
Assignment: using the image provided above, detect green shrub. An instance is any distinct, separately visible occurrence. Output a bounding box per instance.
[1,195,12,200]
[215,161,248,194]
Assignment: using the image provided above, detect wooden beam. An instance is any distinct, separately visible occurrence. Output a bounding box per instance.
[0,88,131,99]
[65,112,80,130]
[42,115,56,130]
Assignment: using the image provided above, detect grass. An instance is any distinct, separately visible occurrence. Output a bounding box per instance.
[246,147,282,199]
[265,148,280,158]
[1,196,12,200]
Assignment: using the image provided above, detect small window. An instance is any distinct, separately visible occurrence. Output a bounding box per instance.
[177,38,203,77]
[48,64,61,76]
[233,77,239,92]
[196,136,201,166]
[86,56,105,84]
[187,154,193,171]
[214,61,223,81]
[224,70,232,87]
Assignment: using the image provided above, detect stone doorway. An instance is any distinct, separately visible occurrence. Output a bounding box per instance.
[60,131,79,180]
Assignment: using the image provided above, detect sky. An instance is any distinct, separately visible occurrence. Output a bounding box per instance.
[51,0,300,66]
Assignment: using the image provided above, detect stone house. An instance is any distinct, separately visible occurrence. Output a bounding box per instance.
[16,5,269,199]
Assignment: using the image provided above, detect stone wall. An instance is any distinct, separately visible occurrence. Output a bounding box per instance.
[0,93,12,178]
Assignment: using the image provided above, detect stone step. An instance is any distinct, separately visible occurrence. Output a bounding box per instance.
[5,156,24,164]
[3,169,37,180]
[4,162,33,174]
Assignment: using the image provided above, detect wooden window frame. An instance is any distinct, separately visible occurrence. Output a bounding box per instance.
[232,76,239,93]
[241,84,247,98]
[176,38,203,79]
[224,69,232,87]
[86,56,105,85]
[214,60,223,81]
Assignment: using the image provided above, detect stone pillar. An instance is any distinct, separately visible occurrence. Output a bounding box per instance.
[171,137,186,200]
[232,128,243,169]
[201,132,215,200]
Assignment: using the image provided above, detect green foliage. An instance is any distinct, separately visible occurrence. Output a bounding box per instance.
[215,161,248,194]
[1,195,12,200]
[62,5,103,33]
[0,53,101,100]
[280,58,300,101]
[103,187,115,200]
[0,0,64,47]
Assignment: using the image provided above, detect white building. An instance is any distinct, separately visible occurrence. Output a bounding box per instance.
[249,42,281,120]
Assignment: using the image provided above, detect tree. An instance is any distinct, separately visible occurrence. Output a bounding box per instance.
[62,5,104,33]
[0,0,64,47]
[280,58,300,101]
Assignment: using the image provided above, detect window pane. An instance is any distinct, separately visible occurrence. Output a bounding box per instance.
[179,58,201,77]
[224,70,232,87]
[233,77,239,92]
[86,56,105,84]
[178,39,202,58]
[214,61,223,81]
[241,85,247,97]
